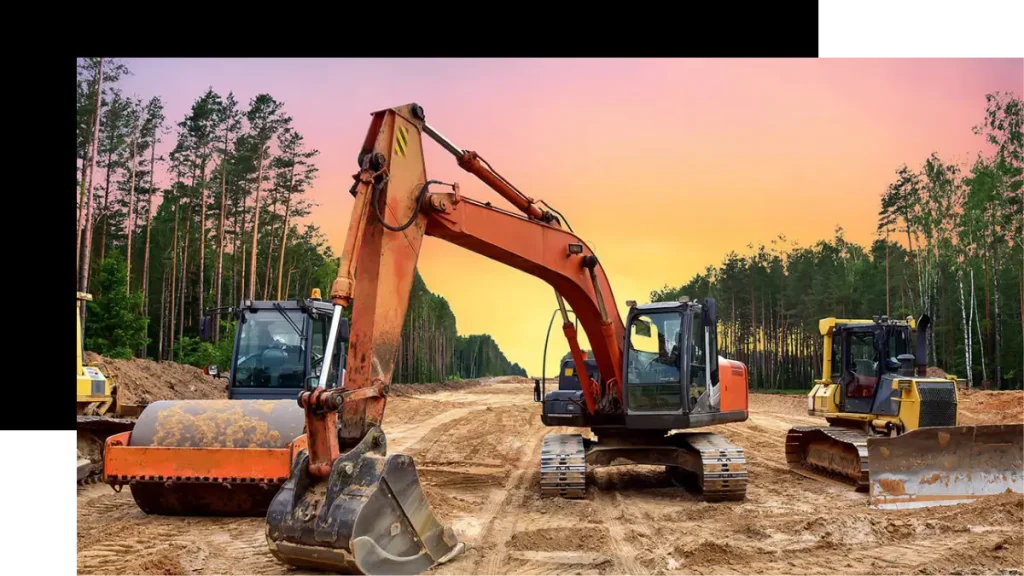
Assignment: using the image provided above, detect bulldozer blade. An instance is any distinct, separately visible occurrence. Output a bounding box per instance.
[868,423,1024,510]
[266,426,464,575]
[105,399,305,516]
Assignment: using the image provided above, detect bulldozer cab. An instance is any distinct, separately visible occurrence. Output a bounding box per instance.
[201,297,346,401]
[828,321,911,414]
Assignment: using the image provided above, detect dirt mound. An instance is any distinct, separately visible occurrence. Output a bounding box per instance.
[958,389,1024,425]
[388,378,487,397]
[85,352,227,406]
[926,366,948,378]
[749,392,806,416]
[388,373,526,397]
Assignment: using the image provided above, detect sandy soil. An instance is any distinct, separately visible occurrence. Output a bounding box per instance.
[77,380,1024,575]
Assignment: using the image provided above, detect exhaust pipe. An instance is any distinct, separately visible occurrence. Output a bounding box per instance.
[915,314,930,377]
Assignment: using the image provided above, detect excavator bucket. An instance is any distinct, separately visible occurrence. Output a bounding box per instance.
[103,399,306,516]
[266,426,464,575]
[868,423,1024,509]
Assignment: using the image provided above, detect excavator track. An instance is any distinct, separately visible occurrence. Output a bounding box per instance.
[540,433,587,498]
[785,426,869,490]
[672,432,748,502]
[540,432,748,501]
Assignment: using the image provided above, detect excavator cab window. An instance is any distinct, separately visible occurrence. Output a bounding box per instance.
[689,311,706,405]
[626,311,683,411]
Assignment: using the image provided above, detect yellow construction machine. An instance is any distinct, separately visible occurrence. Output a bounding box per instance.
[77,292,137,482]
[785,313,1023,509]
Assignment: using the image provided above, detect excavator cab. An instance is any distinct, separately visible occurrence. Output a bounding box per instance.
[621,298,742,426]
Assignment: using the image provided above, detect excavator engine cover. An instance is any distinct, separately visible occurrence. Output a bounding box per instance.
[868,423,1024,509]
[106,399,305,516]
[266,426,463,575]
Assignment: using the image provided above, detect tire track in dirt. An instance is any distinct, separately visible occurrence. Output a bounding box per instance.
[473,430,547,575]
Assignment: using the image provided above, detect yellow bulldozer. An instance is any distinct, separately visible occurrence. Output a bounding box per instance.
[785,313,1023,509]
[77,292,137,482]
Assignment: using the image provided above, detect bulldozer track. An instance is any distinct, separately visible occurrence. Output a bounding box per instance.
[785,426,869,490]
[540,433,587,498]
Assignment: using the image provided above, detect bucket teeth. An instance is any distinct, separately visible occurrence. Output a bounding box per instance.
[266,426,463,575]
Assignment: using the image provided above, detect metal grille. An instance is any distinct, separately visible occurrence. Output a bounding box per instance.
[917,382,957,427]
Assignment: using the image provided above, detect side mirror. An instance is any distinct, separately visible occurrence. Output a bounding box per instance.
[338,318,350,343]
[199,316,212,342]
[533,379,541,402]
[702,297,719,385]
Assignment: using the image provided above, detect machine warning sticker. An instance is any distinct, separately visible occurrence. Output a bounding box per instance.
[565,367,574,376]
[394,124,409,157]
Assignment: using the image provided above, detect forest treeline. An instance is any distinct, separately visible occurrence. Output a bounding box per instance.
[652,91,1022,391]
[76,57,525,383]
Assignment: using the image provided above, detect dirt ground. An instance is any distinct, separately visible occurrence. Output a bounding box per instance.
[77,379,1024,576]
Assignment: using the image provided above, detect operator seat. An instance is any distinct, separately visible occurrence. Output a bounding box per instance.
[847,359,878,398]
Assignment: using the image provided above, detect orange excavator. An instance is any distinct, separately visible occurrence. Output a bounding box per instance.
[262,103,752,575]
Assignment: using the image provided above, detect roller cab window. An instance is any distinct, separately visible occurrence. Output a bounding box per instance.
[233,309,307,388]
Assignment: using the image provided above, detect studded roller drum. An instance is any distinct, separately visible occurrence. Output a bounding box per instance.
[112,399,306,516]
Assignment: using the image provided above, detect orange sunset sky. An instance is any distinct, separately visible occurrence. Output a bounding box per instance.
[119,58,1023,377]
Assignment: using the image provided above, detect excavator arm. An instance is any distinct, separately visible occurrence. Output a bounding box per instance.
[266,103,629,574]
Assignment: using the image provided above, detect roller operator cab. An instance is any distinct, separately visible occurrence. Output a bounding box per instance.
[199,295,348,401]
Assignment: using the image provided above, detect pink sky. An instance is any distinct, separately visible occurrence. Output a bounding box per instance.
[117,58,1022,375]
